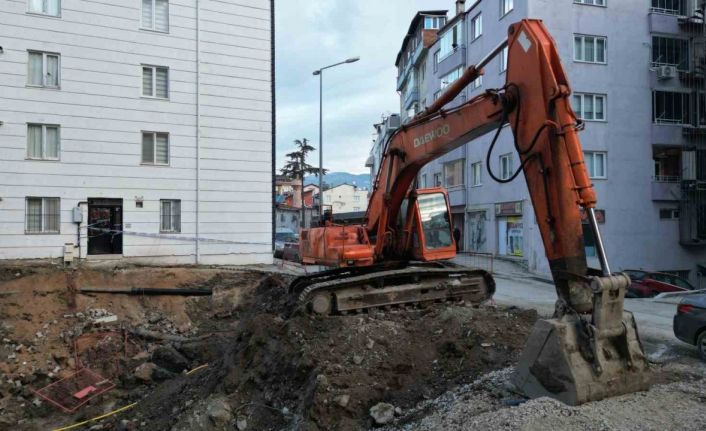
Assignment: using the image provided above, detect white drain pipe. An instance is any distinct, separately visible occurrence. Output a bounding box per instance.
[195,0,201,264]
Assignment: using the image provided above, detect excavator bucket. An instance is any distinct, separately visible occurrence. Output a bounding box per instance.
[512,274,651,405]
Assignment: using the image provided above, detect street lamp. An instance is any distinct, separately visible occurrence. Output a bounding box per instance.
[313,56,360,218]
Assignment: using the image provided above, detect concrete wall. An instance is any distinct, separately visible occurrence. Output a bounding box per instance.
[416,0,706,282]
[0,0,273,265]
[322,184,368,214]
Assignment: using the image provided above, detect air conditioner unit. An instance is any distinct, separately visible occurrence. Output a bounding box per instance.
[656,65,677,80]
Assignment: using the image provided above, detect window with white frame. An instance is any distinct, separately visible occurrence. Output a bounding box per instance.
[500,46,508,72]
[652,36,689,70]
[142,132,169,165]
[354,195,361,202]
[444,159,464,187]
[441,66,463,89]
[142,65,169,98]
[433,172,441,186]
[353,207,361,211]
[142,0,169,32]
[572,93,606,121]
[653,91,690,124]
[584,151,607,178]
[574,0,605,5]
[28,51,60,88]
[421,173,427,188]
[471,13,482,41]
[424,15,446,30]
[472,76,483,89]
[439,22,462,60]
[27,124,60,160]
[433,51,439,72]
[659,208,679,219]
[28,0,60,16]
[651,0,686,15]
[501,0,514,16]
[574,34,607,63]
[26,197,60,234]
[499,153,513,180]
[160,199,181,232]
[471,162,482,186]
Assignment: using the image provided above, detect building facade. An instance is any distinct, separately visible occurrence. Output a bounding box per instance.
[0,0,274,265]
[406,0,706,284]
[321,184,368,214]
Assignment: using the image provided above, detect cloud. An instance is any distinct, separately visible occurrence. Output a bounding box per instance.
[275,0,451,173]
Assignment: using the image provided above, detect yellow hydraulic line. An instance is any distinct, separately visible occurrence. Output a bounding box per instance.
[51,364,209,431]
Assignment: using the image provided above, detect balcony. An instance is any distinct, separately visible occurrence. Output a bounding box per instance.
[649,10,683,34]
[403,88,419,110]
[651,176,682,201]
[396,41,425,91]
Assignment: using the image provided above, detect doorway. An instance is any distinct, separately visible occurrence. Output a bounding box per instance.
[87,198,123,255]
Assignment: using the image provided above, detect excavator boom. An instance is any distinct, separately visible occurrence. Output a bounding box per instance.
[293,19,650,405]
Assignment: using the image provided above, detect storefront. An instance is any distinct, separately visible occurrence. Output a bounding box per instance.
[467,210,488,252]
[495,201,524,257]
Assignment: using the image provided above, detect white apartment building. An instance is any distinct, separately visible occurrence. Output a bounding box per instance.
[321,184,368,214]
[0,0,274,265]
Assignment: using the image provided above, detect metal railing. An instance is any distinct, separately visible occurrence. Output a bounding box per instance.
[653,175,682,182]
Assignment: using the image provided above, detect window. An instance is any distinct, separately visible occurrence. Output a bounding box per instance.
[441,66,463,89]
[27,124,60,160]
[659,208,679,219]
[471,162,482,186]
[142,0,169,32]
[584,151,607,178]
[652,36,689,70]
[433,51,439,72]
[26,197,60,234]
[471,14,482,41]
[421,173,427,188]
[472,76,483,89]
[574,35,607,63]
[499,154,513,180]
[433,172,442,187]
[439,23,462,60]
[353,207,361,211]
[500,0,514,16]
[142,65,169,98]
[500,46,508,72]
[434,90,442,100]
[574,0,605,5]
[142,132,169,165]
[651,0,685,15]
[653,91,690,124]
[444,159,464,187]
[160,199,181,232]
[354,195,361,202]
[28,0,60,16]
[424,16,446,29]
[572,93,606,121]
[28,51,60,88]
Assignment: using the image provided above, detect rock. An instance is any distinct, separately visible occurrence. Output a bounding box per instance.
[132,351,150,361]
[94,315,118,324]
[236,417,247,430]
[134,363,157,382]
[353,355,363,365]
[366,338,375,349]
[151,366,176,381]
[206,397,232,427]
[335,394,350,408]
[152,345,189,373]
[481,343,493,348]
[315,374,328,387]
[370,402,395,425]
[394,406,403,416]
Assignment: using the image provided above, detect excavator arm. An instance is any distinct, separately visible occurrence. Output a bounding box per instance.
[295,19,650,405]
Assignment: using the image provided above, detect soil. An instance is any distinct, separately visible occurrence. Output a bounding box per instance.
[0,263,537,431]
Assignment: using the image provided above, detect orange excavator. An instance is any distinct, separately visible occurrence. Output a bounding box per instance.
[290,20,650,405]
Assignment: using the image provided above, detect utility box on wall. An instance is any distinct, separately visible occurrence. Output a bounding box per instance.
[72,207,83,223]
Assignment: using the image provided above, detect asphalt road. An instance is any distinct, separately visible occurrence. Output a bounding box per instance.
[489,267,700,361]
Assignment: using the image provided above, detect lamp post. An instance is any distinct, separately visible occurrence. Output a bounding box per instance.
[313,56,360,217]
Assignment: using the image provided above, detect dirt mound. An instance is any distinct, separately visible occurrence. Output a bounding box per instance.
[123,277,537,430]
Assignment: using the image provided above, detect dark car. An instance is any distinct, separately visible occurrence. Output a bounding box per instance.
[624,269,695,298]
[673,294,706,361]
[281,242,301,263]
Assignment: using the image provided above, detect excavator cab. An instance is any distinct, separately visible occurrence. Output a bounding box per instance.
[408,188,457,262]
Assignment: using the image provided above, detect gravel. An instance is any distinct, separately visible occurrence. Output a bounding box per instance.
[381,362,706,431]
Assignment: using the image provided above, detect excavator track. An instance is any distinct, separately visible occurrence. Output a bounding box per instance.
[290,263,495,315]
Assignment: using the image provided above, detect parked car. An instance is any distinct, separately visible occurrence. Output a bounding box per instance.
[274,228,298,258]
[282,242,301,263]
[623,269,695,298]
[673,294,706,361]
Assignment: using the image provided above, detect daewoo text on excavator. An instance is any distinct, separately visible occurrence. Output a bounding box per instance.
[289,20,650,405]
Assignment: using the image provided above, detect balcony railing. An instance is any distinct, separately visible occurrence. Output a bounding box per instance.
[650,7,684,16]
[653,175,681,182]
[652,176,682,201]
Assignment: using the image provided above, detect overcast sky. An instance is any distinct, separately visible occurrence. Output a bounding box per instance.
[274,0,452,175]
